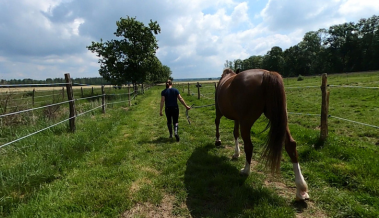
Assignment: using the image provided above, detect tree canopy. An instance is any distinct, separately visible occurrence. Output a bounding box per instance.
[87,16,171,85]
[226,15,379,77]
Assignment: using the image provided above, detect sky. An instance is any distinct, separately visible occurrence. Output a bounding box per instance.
[0,0,379,81]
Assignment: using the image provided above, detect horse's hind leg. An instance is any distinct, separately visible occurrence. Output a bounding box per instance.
[285,126,309,200]
[240,122,253,175]
[215,110,222,146]
[232,120,240,159]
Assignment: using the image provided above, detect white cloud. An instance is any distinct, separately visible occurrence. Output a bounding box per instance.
[339,0,379,17]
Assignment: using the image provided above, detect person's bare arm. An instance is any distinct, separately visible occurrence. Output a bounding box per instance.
[160,96,165,116]
[177,94,191,110]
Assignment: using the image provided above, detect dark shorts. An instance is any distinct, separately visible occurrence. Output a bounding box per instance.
[165,106,179,124]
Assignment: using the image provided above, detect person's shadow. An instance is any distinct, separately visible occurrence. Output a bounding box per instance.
[184,143,292,217]
[139,136,176,144]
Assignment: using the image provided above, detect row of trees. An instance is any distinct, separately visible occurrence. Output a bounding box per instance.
[226,15,379,77]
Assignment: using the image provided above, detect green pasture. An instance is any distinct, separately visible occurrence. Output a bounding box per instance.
[0,71,378,217]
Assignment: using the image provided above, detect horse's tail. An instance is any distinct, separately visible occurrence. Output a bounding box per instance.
[262,71,287,173]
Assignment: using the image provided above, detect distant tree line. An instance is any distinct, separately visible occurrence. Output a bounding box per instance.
[226,15,379,77]
[0,77,112,85]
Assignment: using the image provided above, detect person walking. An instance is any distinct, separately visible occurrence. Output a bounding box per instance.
[160,80,191,142]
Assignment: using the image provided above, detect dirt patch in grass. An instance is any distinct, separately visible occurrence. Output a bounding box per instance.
[129,166,160,194]
[122,194,179,218]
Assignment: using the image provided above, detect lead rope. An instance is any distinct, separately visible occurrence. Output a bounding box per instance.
[186,103,216,124]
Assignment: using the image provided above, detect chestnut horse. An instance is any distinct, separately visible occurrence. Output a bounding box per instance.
[215,69,309,200]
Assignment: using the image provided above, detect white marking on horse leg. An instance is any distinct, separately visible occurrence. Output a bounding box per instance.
[240,161,250,175]
[293,163,309,200]
[232,138,240,158]
[215,137,221,146]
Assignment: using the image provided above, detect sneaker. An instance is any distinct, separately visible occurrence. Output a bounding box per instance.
[175,134,180,142]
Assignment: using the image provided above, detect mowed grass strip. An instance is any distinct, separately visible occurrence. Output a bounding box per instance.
[1,71,379,217]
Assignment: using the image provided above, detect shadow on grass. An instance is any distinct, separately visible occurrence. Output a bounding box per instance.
[292,200,308,213]
[139,136,177,144]
[184,143,292,217]
[314,136,326,149]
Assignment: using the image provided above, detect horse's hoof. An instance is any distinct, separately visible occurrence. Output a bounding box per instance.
[239,168,250,176]
[215,140,221,146]
[232,154,240,160]
[295,192,310,201]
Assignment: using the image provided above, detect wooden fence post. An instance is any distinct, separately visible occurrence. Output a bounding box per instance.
[65,73,76,132]
[92,87,94,95]
[320,73,329,141]
[136,84,138,98]
[128,84,131,107]
[62,87,65,99]
[197,82,200,99]
[101,85,105,113]
[81,87,84,98]
[32,88,35,107]
[52,89,55,103]
[188,83,190,95]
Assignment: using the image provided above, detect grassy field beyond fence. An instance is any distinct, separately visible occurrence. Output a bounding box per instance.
[0,71,378,217]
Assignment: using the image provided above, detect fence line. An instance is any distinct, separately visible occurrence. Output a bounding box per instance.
[329,85,379,89]
[187,77,377,140]
[285,86,320,89]
[0,104,106,149]
[0,99,74,118]
[0,83,70,88]
[107,91,135,96]
[0,116,74,149]
[288,113,378,129]
[1,92,137,118]
[329,115,379,129]
[0,90,61,96]
[0,78,151,149]
[288,112,320,116]
[76,105,104,117]
[107,93,137,105]
[76,94,104,101]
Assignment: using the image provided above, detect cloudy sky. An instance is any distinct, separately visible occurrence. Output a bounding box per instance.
[1,0,379,81]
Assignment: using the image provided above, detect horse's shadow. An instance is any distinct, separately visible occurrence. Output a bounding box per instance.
[184,143,293,217]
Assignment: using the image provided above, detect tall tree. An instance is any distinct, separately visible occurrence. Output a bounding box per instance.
[262,46,285,73]
[87,16,161,86]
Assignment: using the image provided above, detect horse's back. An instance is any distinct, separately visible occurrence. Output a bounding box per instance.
[217,69,267,121]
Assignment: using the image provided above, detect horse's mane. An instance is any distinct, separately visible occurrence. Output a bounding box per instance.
[221,68,235,77]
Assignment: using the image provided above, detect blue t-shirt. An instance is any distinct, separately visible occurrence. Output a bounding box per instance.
[161,88,180,107]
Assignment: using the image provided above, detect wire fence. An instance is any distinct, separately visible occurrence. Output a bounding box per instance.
[0,81,152,149]
[186,79,378,136]
[1,75,377,149]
